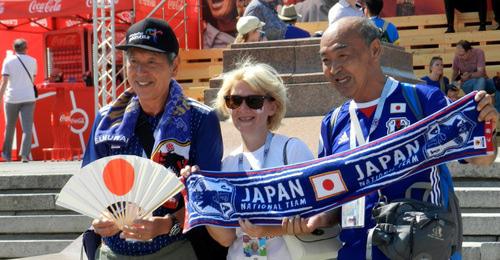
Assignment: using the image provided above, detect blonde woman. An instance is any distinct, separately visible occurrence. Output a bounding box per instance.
[234,16,267,43]
[182,61,333,259]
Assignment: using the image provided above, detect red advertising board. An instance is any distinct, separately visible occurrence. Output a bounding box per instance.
[0,83,94,161]
[0,0,133,20]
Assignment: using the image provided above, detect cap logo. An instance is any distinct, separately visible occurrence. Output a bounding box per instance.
[145,28,163,43]
[128,28,163,44]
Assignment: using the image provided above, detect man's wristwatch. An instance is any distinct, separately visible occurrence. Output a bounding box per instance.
[168,214,181,236]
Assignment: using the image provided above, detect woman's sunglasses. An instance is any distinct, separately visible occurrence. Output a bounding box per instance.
[224,95,275,110]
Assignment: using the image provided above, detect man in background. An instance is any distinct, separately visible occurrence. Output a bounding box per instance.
[364,0,399,44]
[279,4,311,39]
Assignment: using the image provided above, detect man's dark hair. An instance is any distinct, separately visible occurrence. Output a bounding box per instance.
[456,40,472,51]
[365,0,384,16]
[13,39,27,53]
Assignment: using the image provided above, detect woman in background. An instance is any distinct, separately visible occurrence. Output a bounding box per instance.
[234,16,267,43]
[421,56,461,101]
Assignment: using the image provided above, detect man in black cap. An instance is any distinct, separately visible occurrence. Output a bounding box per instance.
[83,17,227,259]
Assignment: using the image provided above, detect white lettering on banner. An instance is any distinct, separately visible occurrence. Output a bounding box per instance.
[31,18,48,27]
[86,0,120,8]
[29,0,62,14]
[310,171,348,200]
[1,20,18,26]
[241,179,305,203]
[139,0,157,7]
[0,3,5,14]
[354,140,420,181]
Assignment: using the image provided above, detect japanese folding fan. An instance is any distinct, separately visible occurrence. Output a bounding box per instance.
[56,155,184,229]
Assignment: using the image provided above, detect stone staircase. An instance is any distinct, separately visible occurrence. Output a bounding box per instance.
[0,152,499,259]
[0,161,90,259]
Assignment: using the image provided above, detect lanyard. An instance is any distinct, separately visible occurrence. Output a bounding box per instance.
[349,77,397,148]
[238,132,274,171]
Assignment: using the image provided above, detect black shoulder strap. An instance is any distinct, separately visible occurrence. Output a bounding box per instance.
[135,111,155,158]
[283,137,294,165]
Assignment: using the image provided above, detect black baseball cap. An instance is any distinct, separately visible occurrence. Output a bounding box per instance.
[116,17,179,55]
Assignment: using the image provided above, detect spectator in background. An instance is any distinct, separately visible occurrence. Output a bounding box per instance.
[203,0,238,48]
[244,0,288,40]
[452,40,496,94]
[443,0,497,32]
[421,56,463,101]
[328,0,363,25]
[50,67,64,83]
[364,0,399,45]
[235,16,267,43]
[1,39,37,163]
[278,4,311,39]
[237,0,252,18]
[295,0,338,22]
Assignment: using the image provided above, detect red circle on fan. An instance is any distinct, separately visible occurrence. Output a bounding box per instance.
[103,158,135,196]
[322,179,335,191]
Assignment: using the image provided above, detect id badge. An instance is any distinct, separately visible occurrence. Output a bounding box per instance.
[341,196,365,228]
[242,235,267,260]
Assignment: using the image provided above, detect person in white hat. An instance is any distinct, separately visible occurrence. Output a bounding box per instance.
[234,16,267,43]
[278,5,311,39]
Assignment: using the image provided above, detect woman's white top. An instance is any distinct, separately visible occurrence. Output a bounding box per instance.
[222,133,314,260]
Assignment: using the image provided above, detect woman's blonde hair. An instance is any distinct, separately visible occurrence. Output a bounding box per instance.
[214,60,287,131]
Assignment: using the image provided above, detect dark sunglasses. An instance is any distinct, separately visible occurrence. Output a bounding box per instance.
[224,95,275,110]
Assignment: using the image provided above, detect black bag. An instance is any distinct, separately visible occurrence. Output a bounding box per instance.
[16,55,38,98]
[32,84,38,98]
[369,194,461,260]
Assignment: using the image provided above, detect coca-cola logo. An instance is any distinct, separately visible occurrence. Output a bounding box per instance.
[47,34,79,48]
[167,0,183,10]
[29,0,62,14]
[60,108,89,134]
[0,3,5,14]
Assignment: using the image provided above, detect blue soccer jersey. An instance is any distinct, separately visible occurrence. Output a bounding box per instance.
[318,77,454,260]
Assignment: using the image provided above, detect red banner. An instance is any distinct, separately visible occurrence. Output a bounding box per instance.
[0,0,133,20]
[0,83,94,161]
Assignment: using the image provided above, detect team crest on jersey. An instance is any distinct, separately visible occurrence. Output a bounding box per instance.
[151,139,190,174]
[190,178,235,219]
[386,117,410,134]
[424,112,475,159]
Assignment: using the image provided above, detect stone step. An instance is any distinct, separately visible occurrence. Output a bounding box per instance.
[0,193,63,211]
[462,213,500,236]
[449,161,500,179]
[456,187,500,208]
[0,215,90,234]
[463,242,500,260]
[0,240,73,259]
[0,162,77,191]
[223,39,415,80]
